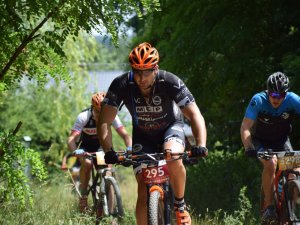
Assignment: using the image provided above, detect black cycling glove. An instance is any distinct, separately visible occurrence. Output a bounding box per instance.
[104,150,119,164]
[191,146,208,158]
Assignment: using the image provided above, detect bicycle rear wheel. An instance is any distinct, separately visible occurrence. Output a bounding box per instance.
[288,179,300,223]
[149,190,165,225]
[105,176,124,217]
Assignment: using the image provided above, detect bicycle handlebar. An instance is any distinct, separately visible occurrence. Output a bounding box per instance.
[116,150,198,166]
[71,152,98,157]
[257,149,300,160]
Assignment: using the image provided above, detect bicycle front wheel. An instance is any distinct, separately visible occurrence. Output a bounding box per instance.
[105,176,124,217]
[90,175,103,224]
[149,190,165,225]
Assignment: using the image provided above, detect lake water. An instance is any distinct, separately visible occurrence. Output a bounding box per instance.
[87,70,126,93]
[87,70,132,121]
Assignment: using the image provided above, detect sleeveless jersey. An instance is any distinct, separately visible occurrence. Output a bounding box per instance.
[244,91,300,142]
[71,108,124,151]
[103,70,195,136]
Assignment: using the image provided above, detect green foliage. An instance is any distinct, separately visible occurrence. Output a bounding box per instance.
[0,32,132,168]
[0,0,160,91]
[223,186,256,225]
[0,130,47,206]
[185,149,261,218]
[131,0,300,149]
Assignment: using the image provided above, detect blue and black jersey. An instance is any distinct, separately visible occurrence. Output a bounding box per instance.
[244,91,300,142]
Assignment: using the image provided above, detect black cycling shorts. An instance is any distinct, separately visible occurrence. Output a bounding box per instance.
[252,136,293,152]
[132,122,185,154]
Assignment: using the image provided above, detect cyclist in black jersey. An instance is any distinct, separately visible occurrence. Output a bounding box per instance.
[97,42,208,225]
[68,92,132,212]
[241,72,300,223]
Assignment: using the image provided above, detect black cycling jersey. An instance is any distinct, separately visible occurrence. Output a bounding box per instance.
[79,108,99,151]
[103,70,195,136]
[71,108,124,152]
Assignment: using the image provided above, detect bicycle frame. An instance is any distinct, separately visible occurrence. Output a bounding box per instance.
[258,150,300,224]
[74,152,124,224]
[274,169,300,223]
[89,165,113,216]
[118,149,196,225]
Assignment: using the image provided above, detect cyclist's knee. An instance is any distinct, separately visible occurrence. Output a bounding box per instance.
[262,158,277,171]
[164,135,185,153]
[81,159,93,168]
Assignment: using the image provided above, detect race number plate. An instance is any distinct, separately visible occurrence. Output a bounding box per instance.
[278,155,300,170]
[142,161,170,184]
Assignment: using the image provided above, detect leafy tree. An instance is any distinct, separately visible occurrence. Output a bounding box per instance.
[0,31,132,163]
[0,0,160,91]
[0,32,99,206]
[130,0,300,149]
[0,126,48,206]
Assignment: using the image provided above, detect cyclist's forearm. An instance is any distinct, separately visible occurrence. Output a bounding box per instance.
[191,113,207,147]
[98,123,114,152]
[240,126,253,149]
[116,127,132,147]
[182,103,207,146]
[67,134,78,152]
[123,135,132,147]
[240,118,254,150]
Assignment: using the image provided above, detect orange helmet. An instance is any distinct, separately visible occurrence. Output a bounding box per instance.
[128,42,159,70]
[91,92,105,111]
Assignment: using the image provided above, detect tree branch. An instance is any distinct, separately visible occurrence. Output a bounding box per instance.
[0,7,57,81]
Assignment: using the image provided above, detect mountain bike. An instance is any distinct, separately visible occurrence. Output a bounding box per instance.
[257,149,300,225]
[74,151,124,225]
[117,145,199,225]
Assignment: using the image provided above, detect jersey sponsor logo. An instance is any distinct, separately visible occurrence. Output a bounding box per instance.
[134,97,142,103]
[173,79,185,89]
[281,112,290,119]
[83,128,97,135]
[258,117,272,124]
[136,106,163,113]
[177,96,193,108]
[175,87,188,99]
[138,113,167,121]
[142,121,165,130]
[152,96,161,105]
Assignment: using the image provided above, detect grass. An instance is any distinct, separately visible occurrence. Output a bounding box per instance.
[0,167,257,225]
[0,169,136,225]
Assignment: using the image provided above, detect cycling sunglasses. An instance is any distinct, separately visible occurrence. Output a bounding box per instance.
[268,92,286,99]
[132,69,155,76]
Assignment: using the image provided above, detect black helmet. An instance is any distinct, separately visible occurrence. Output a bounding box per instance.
[267,72,289,93]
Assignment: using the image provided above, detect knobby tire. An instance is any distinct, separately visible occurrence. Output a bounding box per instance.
[149,190,165,225]
[105,176,124,217]
[287,179,300,224]
[89,174,103,225]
